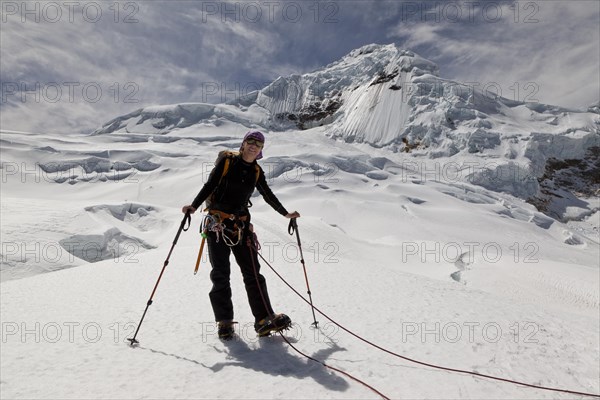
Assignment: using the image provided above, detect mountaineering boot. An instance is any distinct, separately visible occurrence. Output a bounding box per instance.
[217,320,236,340]
[255,313,292,337]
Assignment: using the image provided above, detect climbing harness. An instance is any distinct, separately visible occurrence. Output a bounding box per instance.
[193,210,248,274]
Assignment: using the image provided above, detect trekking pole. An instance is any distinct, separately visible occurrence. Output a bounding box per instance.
[288,218,318,328]
[128,211,192,346]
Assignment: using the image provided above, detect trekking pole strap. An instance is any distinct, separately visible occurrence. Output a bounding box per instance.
[288,218,297,235]
[174,212,192,244]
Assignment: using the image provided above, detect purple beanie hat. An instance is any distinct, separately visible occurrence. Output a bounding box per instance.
[241,130,265,160]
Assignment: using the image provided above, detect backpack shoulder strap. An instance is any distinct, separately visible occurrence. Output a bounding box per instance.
[216,150,239,184]
[254,164,261,185]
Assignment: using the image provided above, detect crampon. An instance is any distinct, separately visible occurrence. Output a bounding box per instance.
[255,313,292,337]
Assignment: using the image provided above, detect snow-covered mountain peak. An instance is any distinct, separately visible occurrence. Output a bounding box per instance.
[325,43,439,79]
[90,43,599,221]
[255,43,442,133]
[92,43,441,137]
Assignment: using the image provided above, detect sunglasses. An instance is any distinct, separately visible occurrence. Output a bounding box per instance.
[245,138,264,148]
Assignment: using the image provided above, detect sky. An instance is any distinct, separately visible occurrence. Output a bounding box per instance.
[1,0,599,135]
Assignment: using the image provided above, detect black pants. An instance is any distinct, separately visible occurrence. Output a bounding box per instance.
[206,223,274,323]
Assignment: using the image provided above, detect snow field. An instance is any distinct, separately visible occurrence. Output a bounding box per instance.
[2,215,598,399]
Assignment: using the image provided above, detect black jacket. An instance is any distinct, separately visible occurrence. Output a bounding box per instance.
[191,154,288,216]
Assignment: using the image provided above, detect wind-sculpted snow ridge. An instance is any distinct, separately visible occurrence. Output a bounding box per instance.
[3,133,191,184]
[84,203,164,233]
[260,152,413,184]
[37,155,161,184]
[438,183,555,230]
[91,103,270,135]
[0,187,170,281]
[59,228,154,263]
[80,203,173,251]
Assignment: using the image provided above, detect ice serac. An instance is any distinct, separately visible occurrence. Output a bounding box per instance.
[256,44,598,219]
[259,43,441,146]
[254,43,598,158]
